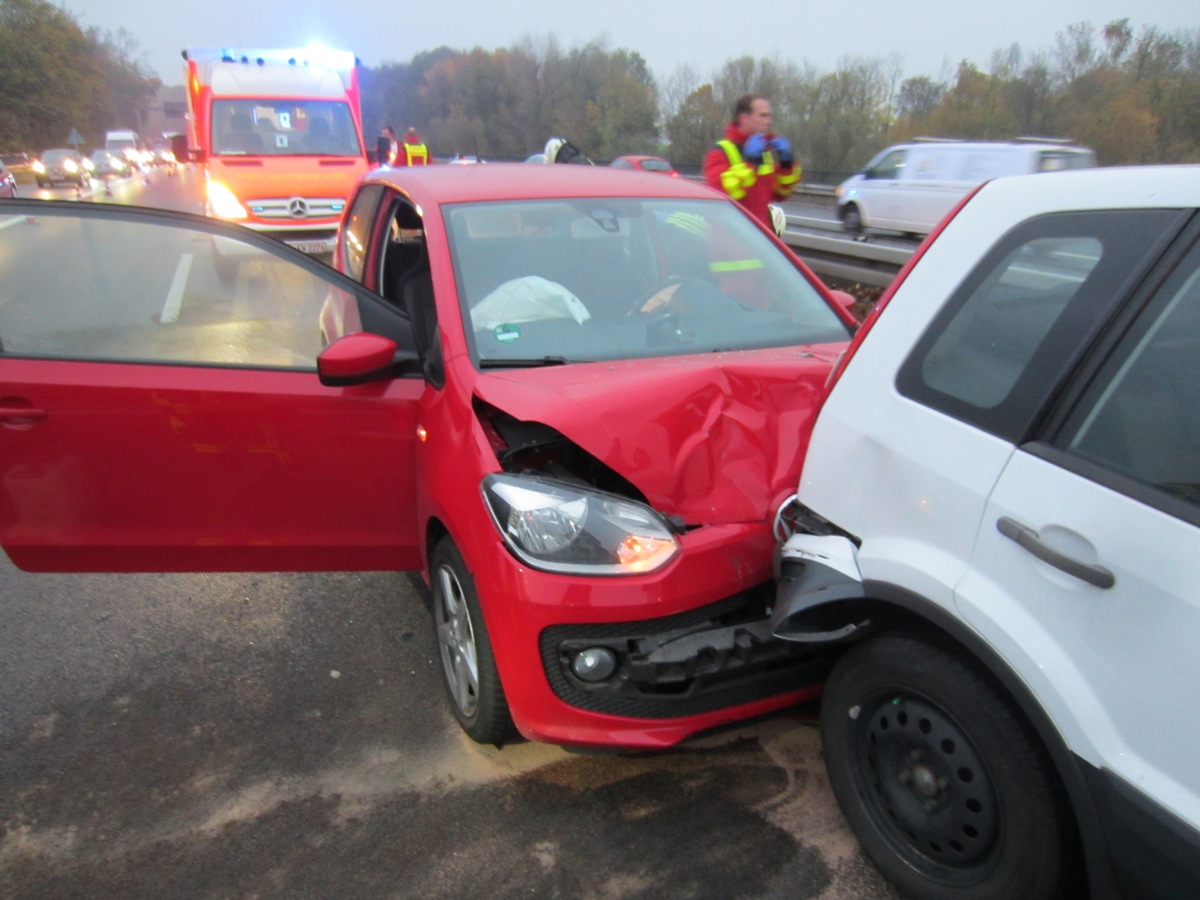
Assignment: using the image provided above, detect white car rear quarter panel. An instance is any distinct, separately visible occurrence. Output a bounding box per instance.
[799,184,1025,607]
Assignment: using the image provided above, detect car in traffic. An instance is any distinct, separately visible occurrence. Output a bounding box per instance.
[87,149,130,179]
[772,164,1200,898]
[0,159,16,198]
[32,148,90,188]
[0,164,858,751]
[1,152,32,182]
[151,141,177,169]
[610,155,681,177]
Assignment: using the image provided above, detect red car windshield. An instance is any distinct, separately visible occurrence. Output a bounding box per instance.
[446,197,851,366]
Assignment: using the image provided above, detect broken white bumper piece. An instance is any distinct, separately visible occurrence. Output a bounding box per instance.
[770,534,869,643]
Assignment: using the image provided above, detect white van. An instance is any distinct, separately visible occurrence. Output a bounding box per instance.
[104,129,147,170]
[835,139,1095,236]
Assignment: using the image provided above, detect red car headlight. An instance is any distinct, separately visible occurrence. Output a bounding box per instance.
[482,473,680,575]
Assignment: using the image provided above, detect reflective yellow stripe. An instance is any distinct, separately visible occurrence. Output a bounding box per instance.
[777,168,801,186]
[717,139,741,164]
[720,164,753,199]
[716,140,758,198]
[666,212,709,237]
[710,259,765,272]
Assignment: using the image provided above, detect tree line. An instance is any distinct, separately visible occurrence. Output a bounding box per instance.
[363,20,1200,176]
[4,1,1197,179]
[0,0,161,154]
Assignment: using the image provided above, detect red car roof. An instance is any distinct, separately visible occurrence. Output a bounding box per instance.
[364,162,717,205]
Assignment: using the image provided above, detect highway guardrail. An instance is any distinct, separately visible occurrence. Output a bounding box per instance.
[780,215,913,288]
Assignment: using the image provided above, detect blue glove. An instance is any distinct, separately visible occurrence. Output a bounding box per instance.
[771,136,794,164]
[742,133,768,161]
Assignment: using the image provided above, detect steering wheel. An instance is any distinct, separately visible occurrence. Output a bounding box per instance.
[627,275,694,317]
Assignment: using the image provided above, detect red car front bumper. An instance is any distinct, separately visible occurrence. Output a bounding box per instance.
[472,519,830,749]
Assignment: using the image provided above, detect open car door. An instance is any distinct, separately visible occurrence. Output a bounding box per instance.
[0,200,423,572]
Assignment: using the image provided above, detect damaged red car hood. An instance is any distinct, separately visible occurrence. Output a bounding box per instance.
[473,346,844,525]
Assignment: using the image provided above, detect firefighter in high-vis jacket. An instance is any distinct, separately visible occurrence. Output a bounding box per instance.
[401,127,430,165]
[703,93,800,230]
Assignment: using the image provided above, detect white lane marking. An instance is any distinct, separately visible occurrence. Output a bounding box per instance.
[160,253,194,324]
[0,215,31,231]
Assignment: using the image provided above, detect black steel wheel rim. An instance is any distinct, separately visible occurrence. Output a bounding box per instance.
[850,690,1001,876]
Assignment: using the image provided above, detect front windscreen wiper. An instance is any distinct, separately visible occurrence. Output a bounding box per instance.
[479,356,568,368]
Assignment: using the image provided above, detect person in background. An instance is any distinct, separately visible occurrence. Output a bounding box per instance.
[703,93,801,230]
[376,126,398,167]
[543,137,592,165]
[401,127,429,166]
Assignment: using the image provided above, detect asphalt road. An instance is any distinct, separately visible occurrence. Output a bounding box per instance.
[17,162,205,213]
[0,552,898,899]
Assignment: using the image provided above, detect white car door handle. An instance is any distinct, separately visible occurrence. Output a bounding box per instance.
[997,516,1115,589]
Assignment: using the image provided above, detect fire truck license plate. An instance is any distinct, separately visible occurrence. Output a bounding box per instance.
[291,240,335,255]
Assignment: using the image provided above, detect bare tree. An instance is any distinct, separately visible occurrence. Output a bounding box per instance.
[1103,18,1134,65]
[659,63,702,123]
[1055,21,1097,83]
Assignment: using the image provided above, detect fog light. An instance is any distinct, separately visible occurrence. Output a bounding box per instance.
[571,647,617,682]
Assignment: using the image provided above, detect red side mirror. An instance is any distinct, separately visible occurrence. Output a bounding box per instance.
[318,332,401,386]
[830,289,859,318]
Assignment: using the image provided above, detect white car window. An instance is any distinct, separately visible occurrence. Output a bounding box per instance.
[1059,240,1200,510]
[920,235,1102,407]
[897,209,1182,442]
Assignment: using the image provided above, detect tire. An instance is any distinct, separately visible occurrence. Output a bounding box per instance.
[840,203,864,234]
[429,537,514,745]
[36,178,46,189]
[820,633,1079,900]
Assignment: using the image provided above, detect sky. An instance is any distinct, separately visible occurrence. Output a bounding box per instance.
[59,0,1197,88]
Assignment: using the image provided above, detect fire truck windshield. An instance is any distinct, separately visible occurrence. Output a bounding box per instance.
[212,100,362,157]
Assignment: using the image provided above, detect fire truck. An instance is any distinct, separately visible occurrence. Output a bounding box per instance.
[181,47,369,258]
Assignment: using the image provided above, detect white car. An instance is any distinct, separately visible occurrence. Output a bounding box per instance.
[835,140,1095,236]
[773,164,1200,898]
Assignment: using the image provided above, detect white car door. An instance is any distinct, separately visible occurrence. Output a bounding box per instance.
[959,240,1200,844]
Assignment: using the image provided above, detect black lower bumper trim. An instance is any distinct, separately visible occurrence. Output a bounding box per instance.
[539,585,834,719]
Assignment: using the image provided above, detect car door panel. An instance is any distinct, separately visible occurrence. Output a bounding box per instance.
[959,237,1200,837]
[0,201,423,573]
[961,449,1200,830]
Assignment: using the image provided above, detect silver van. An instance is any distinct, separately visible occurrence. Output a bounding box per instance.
[835,140,1095,236]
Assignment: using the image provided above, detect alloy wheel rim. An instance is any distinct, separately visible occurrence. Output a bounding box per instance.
[434,564,479,717]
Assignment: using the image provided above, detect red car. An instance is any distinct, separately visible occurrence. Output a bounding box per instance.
[0,166,855,750]
[610,155,681,177]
